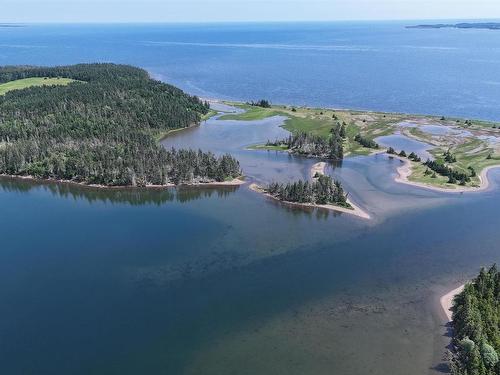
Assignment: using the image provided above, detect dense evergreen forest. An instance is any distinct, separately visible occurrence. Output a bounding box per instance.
[450,265,500,375]
[265,175,349,207]
[247,99,271,108]
[0,64,241,186]
[354,134,379,149]
[266,124,345,159]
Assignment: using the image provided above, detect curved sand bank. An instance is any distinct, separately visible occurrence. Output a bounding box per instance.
[440,284,465,322]
[311,162,327,178]
[310,162,370,218]
[249,183,370,219]
[249,164,371,220]
[391,154,499,193]
[0,174,245,189]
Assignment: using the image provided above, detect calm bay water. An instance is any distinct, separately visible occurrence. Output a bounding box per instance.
[1,22,500,374]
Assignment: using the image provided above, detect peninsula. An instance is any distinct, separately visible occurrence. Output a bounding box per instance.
[219,101,500,192]
[0,64,243,187]
[249,162,370,219]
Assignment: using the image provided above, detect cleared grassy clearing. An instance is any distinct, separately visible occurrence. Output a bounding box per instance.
[0,77,77,95]
[282,116,334,137]
[218,104,285,121]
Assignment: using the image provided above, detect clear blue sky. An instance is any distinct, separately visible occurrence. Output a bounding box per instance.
[2,0,500,23]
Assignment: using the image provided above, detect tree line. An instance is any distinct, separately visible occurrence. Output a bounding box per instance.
[247,99,271,108]
[450,265,500,374]
[266,122,345,160]
[265,174,349,206]
[387,147,422,162]
[423,160,471,185]
[0,64,242,186]
[354,134,379,149]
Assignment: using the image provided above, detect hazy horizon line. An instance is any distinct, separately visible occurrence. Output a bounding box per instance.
[1,18,500,25]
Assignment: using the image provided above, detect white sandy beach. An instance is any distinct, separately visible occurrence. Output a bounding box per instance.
[311,161,327,178]
[249,162,371,220]
[440,285,465,322]
[310,162,370,218]
[249,183,370,219]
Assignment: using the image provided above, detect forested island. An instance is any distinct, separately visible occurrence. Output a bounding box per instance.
[264,123,345,159]
[449,265,500,375]
[0,64,242,187]
[265,174,349,207]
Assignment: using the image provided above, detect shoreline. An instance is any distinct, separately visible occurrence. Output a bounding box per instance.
[310,161,370,219]
[248,183,370,219]
[440,284,465,322]
[390,153,499,193]
[157,122,201,142]
[248,162,371,220]
[221,100,500,125]
[0,174,245,190]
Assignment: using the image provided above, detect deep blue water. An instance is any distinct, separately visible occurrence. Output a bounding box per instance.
[1,22,500,120]
[2,22,500,375]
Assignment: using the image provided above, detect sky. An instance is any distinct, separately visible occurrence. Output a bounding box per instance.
[2,0,500,23]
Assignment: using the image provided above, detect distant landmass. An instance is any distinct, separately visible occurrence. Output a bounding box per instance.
[407,23,500,30]
[0,24,25,28]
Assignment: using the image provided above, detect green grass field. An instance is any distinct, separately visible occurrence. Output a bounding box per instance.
[281,116,334,137]
[201,109,218,121]
[0,77,77,96]
[247,144,289,151]
[218,104,285,121]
